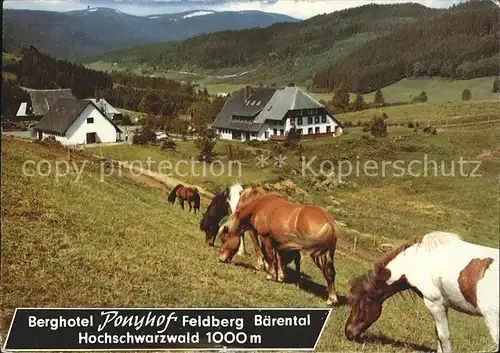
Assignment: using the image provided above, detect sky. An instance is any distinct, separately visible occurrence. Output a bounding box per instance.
[3,0,464,20]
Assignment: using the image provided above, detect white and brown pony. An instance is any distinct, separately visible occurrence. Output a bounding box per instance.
[346,231,499,353]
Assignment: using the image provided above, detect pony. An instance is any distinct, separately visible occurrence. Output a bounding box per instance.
[345,231,499,353]
[219,188,340,305]
[168,184,201,214]
[199,189,231,246]
[218,223,302,283]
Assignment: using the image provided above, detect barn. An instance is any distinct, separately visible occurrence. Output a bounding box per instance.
[15,88,76,121]
[211,86,343,141]
[33,99,122,145]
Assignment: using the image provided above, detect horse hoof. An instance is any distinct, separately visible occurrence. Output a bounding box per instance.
[266,274,273,280]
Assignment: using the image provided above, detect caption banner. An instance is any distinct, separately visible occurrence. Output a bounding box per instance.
[3,308,332,351]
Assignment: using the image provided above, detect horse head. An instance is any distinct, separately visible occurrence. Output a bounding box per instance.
[218,223,241,263]
[345,264,390,341]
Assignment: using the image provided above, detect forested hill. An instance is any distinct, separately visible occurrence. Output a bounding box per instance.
[312,1,500,93]
[2,8,299,61]
[84,1,499,92]
[84,3,436,69]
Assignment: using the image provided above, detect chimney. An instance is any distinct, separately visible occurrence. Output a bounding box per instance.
[244,86,252,102]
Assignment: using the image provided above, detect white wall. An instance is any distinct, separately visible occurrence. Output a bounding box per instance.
[67,105,118,145]
[40,105,119,145]
[216,113,343,142]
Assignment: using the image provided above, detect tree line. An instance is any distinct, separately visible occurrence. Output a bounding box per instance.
[87,3,435,71]
[2,47,210,120]
[312,4,499,93]
[16,46,112,98]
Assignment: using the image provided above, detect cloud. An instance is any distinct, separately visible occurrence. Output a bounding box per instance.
[3,0,461,19]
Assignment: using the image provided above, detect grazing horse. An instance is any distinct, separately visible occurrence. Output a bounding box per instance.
[345,231,499,353]
[219,188,340,305]
[218,223,302,283]
[168,184,201,214]
[199,190,231,246]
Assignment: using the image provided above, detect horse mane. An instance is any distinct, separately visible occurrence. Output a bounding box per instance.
[417,231,462,252]
[236,187,287,211]
[349,236,422,303]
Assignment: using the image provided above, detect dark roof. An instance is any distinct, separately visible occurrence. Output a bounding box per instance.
[211,87,277,132]
[35,99,122,135]
[211,86,340,132]
[28,89,76,116]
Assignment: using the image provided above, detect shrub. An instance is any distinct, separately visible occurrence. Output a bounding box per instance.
[374,89,385,105]
[362,126,370,132]
[160,139,177,151]
[493,77,500,93]
[284,126,301,148]
[423,125,438,135]
[412,91,428,103]
[371,116,388,137]
[461,89,472,101]
[133,126,156,145]
[121,114,132,125]
[408,122,415,129]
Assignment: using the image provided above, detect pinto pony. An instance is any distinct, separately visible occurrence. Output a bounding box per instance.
[168,184,201,214]
[219,188,340,305]
[199,190,231,246]
[345,231,499,353]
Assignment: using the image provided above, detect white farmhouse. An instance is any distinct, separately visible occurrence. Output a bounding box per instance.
[34,99,122,145]
[211,86,343,141]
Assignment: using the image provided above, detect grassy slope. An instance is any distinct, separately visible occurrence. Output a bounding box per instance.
[2,102,498,353]
[335,100,500,124]
[201,77,500,105]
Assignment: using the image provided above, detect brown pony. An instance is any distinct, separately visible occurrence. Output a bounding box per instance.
[218,225,302,283]
[218,188,339,305]
[221,186,301,278]
[168,184,201,214]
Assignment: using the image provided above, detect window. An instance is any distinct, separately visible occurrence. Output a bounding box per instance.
[265,131,269,139]
[297,128,302,135]
[256,101,261,106]
[87,118,94,124]
[315,127,320,134]
[280,129,284,136]
[308,128,313,134]
[273,128,278,135]
[309,109,314,115]
[307,117,313,125]
[297,117,303,125]
[314,116,320,124]
[321,116,327,123]
[326,126,331,133]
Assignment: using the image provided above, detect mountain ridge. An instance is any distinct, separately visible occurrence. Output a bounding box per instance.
[3,7,300,60]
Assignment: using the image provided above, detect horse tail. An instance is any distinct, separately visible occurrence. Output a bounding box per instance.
[279,221,338,258]
[192,190,201,209]
[168,184,183,203]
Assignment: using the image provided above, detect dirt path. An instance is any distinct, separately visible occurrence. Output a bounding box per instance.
[94,155,215,205]
[95,155,383,264]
